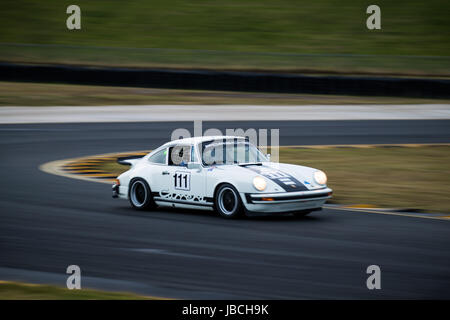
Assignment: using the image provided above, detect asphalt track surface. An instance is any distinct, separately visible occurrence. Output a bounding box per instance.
[1,120,449,299]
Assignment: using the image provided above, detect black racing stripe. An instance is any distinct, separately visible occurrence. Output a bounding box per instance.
[154,198,213,207]
[204,197,214,203]
[249,191,330,202]
[243,165,308,192]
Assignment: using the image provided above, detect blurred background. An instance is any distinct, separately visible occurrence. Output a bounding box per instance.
[1,0,449,76]
[0,0,449,300]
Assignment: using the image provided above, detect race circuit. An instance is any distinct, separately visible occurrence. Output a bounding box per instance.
[1,119,449,299]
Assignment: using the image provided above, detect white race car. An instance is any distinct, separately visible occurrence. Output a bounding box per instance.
[112,136,332,218]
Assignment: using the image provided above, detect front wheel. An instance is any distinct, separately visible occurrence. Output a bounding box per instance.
[129,178,155,210]
[214,184,243,219]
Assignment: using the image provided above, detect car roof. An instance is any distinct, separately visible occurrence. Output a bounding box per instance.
[165,135,248,146]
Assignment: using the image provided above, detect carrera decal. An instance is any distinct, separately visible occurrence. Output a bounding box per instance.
[155,191,208,203]
[244,165,308,192]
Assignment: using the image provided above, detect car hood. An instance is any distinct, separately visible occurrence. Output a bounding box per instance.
[234,162,324,191]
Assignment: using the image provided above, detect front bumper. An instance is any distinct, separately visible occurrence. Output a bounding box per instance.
[242,187,332,213]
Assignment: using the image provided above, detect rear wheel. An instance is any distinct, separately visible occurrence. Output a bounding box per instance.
[214,184,243,219]
[129,178,155,210]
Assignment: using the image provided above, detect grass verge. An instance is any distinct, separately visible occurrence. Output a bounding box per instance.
[94,146,450,213]
[1,81,449,106]
[1,1,449,76]
[0,281,156,300]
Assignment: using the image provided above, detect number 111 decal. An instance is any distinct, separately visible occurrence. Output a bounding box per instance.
[174,171,191,190]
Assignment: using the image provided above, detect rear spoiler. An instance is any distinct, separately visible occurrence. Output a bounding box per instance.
[117,155,144,166]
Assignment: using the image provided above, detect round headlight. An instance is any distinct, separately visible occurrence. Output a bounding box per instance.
[253,176,267,191]
[314,170,327,185]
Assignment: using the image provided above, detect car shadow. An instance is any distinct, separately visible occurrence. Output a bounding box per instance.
[110,204,327,223]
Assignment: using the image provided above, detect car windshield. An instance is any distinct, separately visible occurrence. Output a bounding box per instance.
[200,139,267,166]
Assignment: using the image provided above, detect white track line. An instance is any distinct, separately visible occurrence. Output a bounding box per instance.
[1,104,450,123]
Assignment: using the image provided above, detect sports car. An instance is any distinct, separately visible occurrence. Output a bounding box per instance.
[112,136,332,218]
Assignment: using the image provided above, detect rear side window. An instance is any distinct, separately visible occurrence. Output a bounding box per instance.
[168,145,191,166]
[148,149,167,164]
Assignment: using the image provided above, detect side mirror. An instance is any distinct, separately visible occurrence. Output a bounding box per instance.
[266,154,271,161]
[187,162,202,170]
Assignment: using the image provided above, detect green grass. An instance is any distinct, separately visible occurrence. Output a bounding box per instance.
[0,281,157,300]
[94,146,450,213]
[2,81,449,106]
[280,146,450,212]
[1,1,449,76]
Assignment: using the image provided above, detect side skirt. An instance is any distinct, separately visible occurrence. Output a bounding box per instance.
[154,199,214,211]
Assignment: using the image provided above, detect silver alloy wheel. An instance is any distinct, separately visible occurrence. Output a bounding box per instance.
[130,180,147,208]
[217,187,238,215]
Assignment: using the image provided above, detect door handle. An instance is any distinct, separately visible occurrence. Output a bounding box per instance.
[162,171,170,175]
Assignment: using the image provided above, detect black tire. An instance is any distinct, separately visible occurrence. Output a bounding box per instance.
[214,184,243,219]
[292,210,313,218]
[128,178,155,210]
